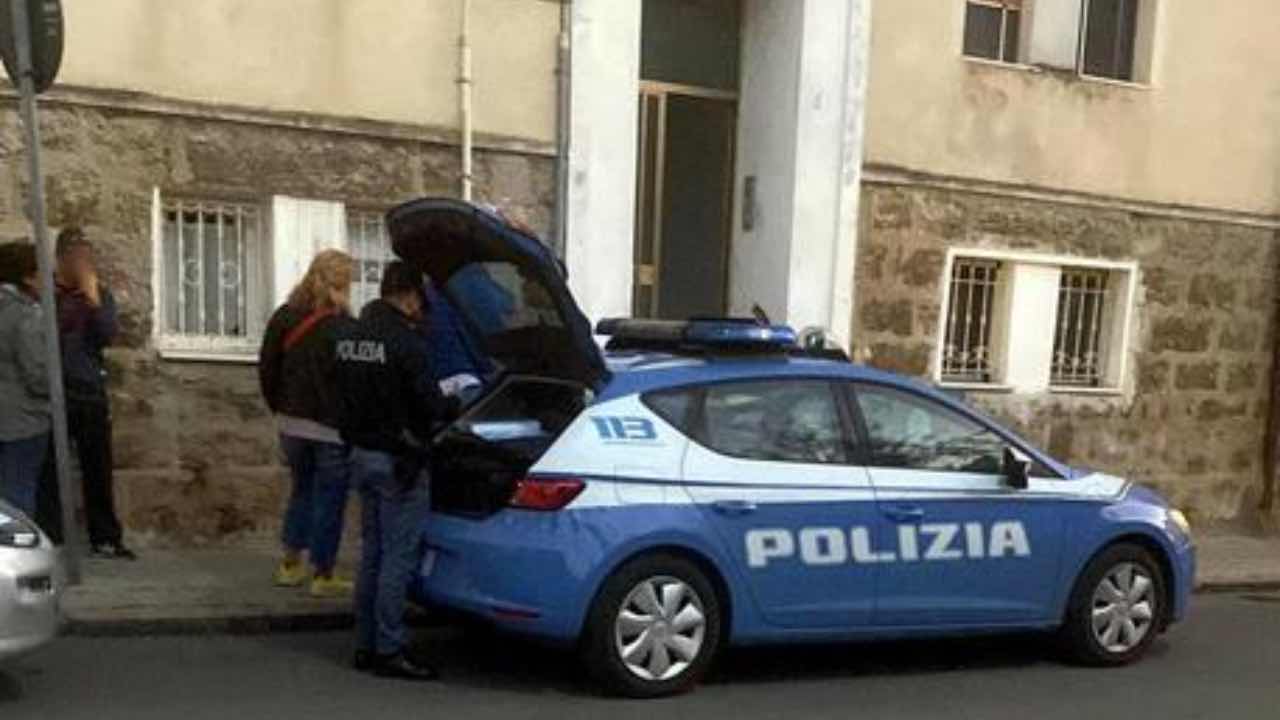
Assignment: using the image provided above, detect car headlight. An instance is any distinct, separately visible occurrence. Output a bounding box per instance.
[1167,508,1192,537]
[0,513,40,549]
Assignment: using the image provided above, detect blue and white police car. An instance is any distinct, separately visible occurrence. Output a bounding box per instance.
[391,199,1196,698]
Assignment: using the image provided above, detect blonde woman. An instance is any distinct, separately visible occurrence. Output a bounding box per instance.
[258,249,356,597]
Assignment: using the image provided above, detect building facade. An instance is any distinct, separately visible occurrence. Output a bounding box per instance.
[0,0,564,543]
[855,0,1280,523]
[1,0,1276,544]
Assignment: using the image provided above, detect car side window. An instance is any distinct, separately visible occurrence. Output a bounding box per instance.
[643,388,698,434]
[700,381,847,464]
[852,384,1005,474]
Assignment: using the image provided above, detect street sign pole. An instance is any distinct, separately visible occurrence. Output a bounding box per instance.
[9,0,80,584]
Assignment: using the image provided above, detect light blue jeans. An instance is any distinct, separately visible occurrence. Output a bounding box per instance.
[351,448,430,656]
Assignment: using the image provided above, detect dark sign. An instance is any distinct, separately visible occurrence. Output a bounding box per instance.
[0,0,63,94]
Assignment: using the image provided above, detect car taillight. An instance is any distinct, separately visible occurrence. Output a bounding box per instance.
[509,476,586,511]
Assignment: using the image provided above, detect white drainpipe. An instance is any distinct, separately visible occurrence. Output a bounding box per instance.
[458,0,474,201]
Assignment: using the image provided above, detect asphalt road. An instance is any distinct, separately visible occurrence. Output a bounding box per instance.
[2,592,1278,720]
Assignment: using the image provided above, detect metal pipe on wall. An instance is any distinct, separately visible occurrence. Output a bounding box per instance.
[553,0,572,259]
[458,0,473,201]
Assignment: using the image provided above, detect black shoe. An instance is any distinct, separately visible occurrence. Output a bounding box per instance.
[91,543,138,561]
[373,652,439,681]
[353,650,374,672]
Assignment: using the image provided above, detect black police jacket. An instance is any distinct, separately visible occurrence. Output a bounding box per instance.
[259,304,347,430]
[335,299,459,455]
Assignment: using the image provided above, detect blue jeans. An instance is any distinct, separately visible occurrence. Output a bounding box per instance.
[280,435,351,573]
[351,448,430,656]
[0,433,49,518]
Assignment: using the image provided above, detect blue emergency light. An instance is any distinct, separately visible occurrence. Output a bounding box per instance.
[596,318,798,353]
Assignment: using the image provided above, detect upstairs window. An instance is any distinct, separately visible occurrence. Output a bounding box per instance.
[1081,0,1140,81]
[962,0,1155,84]
[963,1,1022,63]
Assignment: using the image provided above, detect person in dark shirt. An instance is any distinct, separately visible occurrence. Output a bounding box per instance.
[337,261,458,681]
[53,228,134,560]
[258,249,355,597]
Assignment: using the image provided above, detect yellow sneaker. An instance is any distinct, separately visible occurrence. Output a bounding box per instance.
[274,561,306,588]
[310,574,355,598]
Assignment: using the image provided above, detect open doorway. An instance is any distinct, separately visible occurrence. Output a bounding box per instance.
[633,0,740,320]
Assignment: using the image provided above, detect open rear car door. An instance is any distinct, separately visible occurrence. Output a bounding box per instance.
[386,198,607,515]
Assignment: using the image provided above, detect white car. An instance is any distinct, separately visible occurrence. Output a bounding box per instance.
[0,500,59,661]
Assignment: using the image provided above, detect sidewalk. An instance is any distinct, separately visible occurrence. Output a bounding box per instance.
[62,543,360,636]
[59,531,1280,636]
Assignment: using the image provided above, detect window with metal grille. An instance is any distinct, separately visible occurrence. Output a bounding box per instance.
[963,0,1021,63]
[942,259,1001,383]
[347,210,393,314]
[159,200,262,339]
[1052,268,1110,387]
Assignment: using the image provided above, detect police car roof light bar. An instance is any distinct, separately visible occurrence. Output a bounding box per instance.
[596,318,799,354]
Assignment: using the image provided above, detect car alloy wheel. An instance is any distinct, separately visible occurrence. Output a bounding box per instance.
[1090,562,1157,654]
[613,575,707,682]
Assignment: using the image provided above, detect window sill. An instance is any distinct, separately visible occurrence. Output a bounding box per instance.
[1048,385,1124,397]
[155,337,259,364]
[960,56,1151,91]
[936,382,1015,394]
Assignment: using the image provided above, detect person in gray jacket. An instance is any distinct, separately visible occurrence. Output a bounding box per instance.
[0,241,50,517]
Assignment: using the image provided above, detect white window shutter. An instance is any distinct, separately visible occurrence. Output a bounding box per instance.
[271,196,348,308]
[1025,0,1084,70]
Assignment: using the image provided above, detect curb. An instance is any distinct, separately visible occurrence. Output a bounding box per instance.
[63,606,440,638]
[64,612,355,638]
[1195,580,1280,595]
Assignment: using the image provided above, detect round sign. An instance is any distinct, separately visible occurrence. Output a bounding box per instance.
[0,0,65,94]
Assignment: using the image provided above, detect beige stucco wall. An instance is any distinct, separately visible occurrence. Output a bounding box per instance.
[866,0,1280,216]
[58,0,559,144]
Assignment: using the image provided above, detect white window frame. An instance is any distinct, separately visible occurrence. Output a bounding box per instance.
[962,0,1024,64]
[151,190,378,363]
[934,248,1138,395]
[150,188,269,362]
[346,209,394,316]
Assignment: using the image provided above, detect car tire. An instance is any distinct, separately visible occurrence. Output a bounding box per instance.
[581,553,723,698]
[1060,543,1167,666]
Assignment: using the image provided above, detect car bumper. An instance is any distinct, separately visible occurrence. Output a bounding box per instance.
[414,510,605,642]
[0,543,62,661]
[1168,538,1196,624]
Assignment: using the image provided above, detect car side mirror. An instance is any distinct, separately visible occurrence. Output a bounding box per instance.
[1003,446,1031,490]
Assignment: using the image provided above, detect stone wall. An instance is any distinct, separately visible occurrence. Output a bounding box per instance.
[854,182,1279,524]
[0,99,555,545]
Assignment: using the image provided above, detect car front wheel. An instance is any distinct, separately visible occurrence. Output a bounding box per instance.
[582,554,722,698]
[1061,543,1166,666]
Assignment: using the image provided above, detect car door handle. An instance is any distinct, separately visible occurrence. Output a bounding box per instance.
[711,500,758,516]
[882,505,925,522]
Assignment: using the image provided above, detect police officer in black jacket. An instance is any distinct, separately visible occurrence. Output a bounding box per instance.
[336,260,458,681]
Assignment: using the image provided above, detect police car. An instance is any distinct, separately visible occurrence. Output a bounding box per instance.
[391,199,1196,698]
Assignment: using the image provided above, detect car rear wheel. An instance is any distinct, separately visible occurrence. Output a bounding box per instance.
[1061,543,1166,666]
[582,554,722,698]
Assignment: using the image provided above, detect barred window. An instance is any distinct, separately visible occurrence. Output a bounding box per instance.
[1052,268,1109,387]
[963,0,1021,63]
[159,199,263,340]
[346,210,393,314]
[941,259,1001,384]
